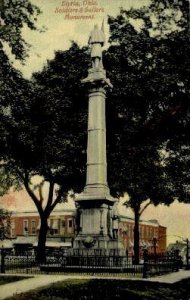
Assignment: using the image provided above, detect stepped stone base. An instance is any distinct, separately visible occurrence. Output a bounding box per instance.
[73,236,125,256]
[73,196,125,256]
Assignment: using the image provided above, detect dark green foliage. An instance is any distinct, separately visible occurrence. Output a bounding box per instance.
[31,42,90,191]
[1,42,90,262]
[0,0,41,194]
[0,0,41,60]
[105,0,190,263]
[16,42,90,194]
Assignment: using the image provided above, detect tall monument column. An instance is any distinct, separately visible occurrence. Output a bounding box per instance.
[74,24,123,253]
[85,86,109,197]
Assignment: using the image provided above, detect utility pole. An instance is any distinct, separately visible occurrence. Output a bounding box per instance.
[186,239,189,270]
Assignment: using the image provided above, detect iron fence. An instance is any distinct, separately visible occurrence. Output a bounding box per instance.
[40,254,144,275]
[143,251,181,278]
[0,248,181,277]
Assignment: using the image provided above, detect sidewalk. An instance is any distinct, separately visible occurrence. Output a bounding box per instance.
[1,270,190,300]
[146,269,190,283]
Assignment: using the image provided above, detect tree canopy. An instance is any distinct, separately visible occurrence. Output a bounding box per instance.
[0,0,41,195]
[1,42,90,261]
[105,0,189,203]
[104,0,189,262]
[0,0,41,60]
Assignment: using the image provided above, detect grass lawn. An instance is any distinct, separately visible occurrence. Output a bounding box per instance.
[0,275,31,285]
[7,278,190,300]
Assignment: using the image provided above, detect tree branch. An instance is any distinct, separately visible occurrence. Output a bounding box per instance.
[45,180,54,214]
[49,187,66,214]
[140,199,151,216]
[39,184,44,205]
[22,171,44,216]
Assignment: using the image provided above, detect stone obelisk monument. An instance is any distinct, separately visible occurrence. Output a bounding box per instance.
[74,24,123,254]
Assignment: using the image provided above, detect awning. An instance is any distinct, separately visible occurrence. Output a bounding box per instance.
[33,241,72,248]
[0,240,13,248]
[14,236,37,245]
[46,241,71,248]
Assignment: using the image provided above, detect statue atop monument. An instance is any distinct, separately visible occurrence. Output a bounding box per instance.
[88,24,105,69]
[82,21,113,87]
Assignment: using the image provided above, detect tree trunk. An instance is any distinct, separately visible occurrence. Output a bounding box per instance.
[36,216,48,263]
[133,208,140,264]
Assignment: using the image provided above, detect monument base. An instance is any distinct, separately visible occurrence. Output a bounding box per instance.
[73,235,125,256]
[73,195,125,256]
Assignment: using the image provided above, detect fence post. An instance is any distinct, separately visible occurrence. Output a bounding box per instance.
[1,247,5,274]
[143,249,148,278]
[26,248,29,274]
[174,249,180,272]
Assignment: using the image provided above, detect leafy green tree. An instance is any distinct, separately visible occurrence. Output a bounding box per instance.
[0,0,41,194]
[2,43,89,262]
[0,0,40,60]
[105,0,189,262]
[0,0,41,107]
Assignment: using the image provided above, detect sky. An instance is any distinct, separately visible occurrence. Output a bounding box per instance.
[11,0,150,78]
[1,0,190,245]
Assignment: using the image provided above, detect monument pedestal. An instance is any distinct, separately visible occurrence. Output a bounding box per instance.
[74,195,125,255]
[73,199,112,250]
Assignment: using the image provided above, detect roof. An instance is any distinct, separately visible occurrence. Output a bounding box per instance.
[119,215,160,227]
[12,208,76,218]
[13,236,37,245]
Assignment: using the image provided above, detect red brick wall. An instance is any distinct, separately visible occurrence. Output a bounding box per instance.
[158,226,167,253]
[11,216,40,236]
[119,221,167,254]
[11,215,75,237]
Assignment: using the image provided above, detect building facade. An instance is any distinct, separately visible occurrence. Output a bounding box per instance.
[9,209,167,254]
[119,216,166,255]
[10,209,76,239]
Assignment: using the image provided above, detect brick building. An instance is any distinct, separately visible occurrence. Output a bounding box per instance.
[9,208,166,254]
[119,216,166,255]
[10,209,76,239]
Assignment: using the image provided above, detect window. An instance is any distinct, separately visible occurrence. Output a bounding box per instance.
[62,220,66,227]
[11,221,15,237]
[31,220,36,234]
[23,220,28,235]
[150,227,153,238]
[68,219,73,228]
[146,227,149,237]
[154,228,158,238]
[49,219,59,235]
[141,226,144,239]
